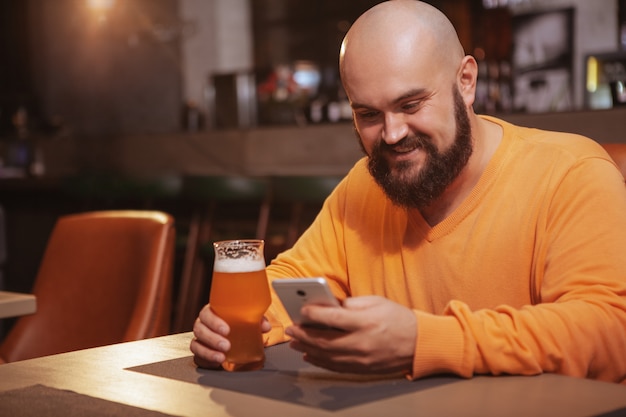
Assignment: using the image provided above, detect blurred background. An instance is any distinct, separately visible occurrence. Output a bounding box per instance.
[2,0,624,139]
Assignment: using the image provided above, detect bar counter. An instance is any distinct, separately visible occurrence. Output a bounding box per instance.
[34,108,626,180]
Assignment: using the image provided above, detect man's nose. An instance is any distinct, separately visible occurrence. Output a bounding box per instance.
[381,113,409,145]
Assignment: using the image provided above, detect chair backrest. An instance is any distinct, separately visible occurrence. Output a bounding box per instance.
[0,210,175,363]
[601,143,626,180]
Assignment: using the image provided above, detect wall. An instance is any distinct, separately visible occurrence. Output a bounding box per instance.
[178,0,253,113]
[27,0,182,139]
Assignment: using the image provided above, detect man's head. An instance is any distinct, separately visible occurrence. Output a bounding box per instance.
[339,0,478,209]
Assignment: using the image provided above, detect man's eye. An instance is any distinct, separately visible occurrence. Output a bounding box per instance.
[402,101,422,112]
[356,111,379,120]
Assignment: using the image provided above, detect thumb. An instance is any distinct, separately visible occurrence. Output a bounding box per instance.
[261,316,272,333]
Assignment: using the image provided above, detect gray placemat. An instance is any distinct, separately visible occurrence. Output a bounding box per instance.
[0,384,182,417]
[127,342,458,410]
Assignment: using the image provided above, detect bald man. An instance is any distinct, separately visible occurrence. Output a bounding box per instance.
[191,1,626,383]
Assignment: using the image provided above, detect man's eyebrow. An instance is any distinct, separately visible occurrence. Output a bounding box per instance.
[392,88,429,104]
[351,102,373,110]
[351,88,429,110]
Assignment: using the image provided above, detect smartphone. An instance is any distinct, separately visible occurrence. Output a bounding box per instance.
[271,277,341,328]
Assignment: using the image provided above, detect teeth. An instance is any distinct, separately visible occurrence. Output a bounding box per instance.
[393,146,416,153]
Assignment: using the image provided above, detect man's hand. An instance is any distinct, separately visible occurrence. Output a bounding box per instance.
[190,304,271,369]
[285,295,417,374]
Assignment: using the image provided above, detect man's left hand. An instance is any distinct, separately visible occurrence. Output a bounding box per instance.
[285,295,416,374]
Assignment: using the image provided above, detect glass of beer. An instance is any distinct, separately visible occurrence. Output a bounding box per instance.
[209,239,271,371]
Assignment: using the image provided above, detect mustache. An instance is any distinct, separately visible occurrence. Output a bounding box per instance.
[376,134,434,155]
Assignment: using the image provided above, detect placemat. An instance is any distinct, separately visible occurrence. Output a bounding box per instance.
[0,384,181,417]
[127,342,458,410]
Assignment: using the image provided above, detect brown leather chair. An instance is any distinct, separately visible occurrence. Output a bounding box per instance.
[601,143,626,180]
[0,210,175,363]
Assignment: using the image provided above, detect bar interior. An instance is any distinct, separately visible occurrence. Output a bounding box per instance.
[0,2,626,414]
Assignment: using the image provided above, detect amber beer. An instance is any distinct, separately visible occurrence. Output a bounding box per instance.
[209,240,271,371]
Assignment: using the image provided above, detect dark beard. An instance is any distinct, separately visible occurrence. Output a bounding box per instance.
[364,87,473,209]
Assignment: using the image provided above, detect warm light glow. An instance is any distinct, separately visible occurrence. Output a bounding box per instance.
[87,0,115,11]
[586,56,598,93]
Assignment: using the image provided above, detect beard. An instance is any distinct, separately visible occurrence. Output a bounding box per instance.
[362,87,473,209]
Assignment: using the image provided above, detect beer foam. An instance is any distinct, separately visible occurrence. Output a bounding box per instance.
[214,258,265,273]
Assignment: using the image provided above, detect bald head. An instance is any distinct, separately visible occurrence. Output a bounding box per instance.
[340,1,465,86]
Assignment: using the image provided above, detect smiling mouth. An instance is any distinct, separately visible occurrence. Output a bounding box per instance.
[386,144,421,158]
[392,146,418,154]
[377,135,428,160]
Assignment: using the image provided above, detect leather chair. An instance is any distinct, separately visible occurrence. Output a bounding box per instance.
[0,210,175,363]
[601,143,626,180]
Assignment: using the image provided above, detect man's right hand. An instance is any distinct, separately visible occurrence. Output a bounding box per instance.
[189,304,271,369]
[190,304,231,368]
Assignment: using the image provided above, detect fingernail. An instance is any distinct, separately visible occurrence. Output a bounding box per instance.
[218,325,228,335]
[285,327,294,337]
[217,341,229,352]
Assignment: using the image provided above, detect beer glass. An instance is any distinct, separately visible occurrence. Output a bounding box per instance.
[209,239,271,371]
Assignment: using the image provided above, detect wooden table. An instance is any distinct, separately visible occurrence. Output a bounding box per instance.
[0,332,625,417]
[0,291,36,319]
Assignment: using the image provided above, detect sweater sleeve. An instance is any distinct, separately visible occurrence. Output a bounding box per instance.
[263,173,353,345]
[409,155,626,383]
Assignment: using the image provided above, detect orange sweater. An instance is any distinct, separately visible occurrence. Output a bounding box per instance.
[265,116,626,383]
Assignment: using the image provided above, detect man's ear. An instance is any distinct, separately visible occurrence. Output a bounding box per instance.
[457,55,478,107]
